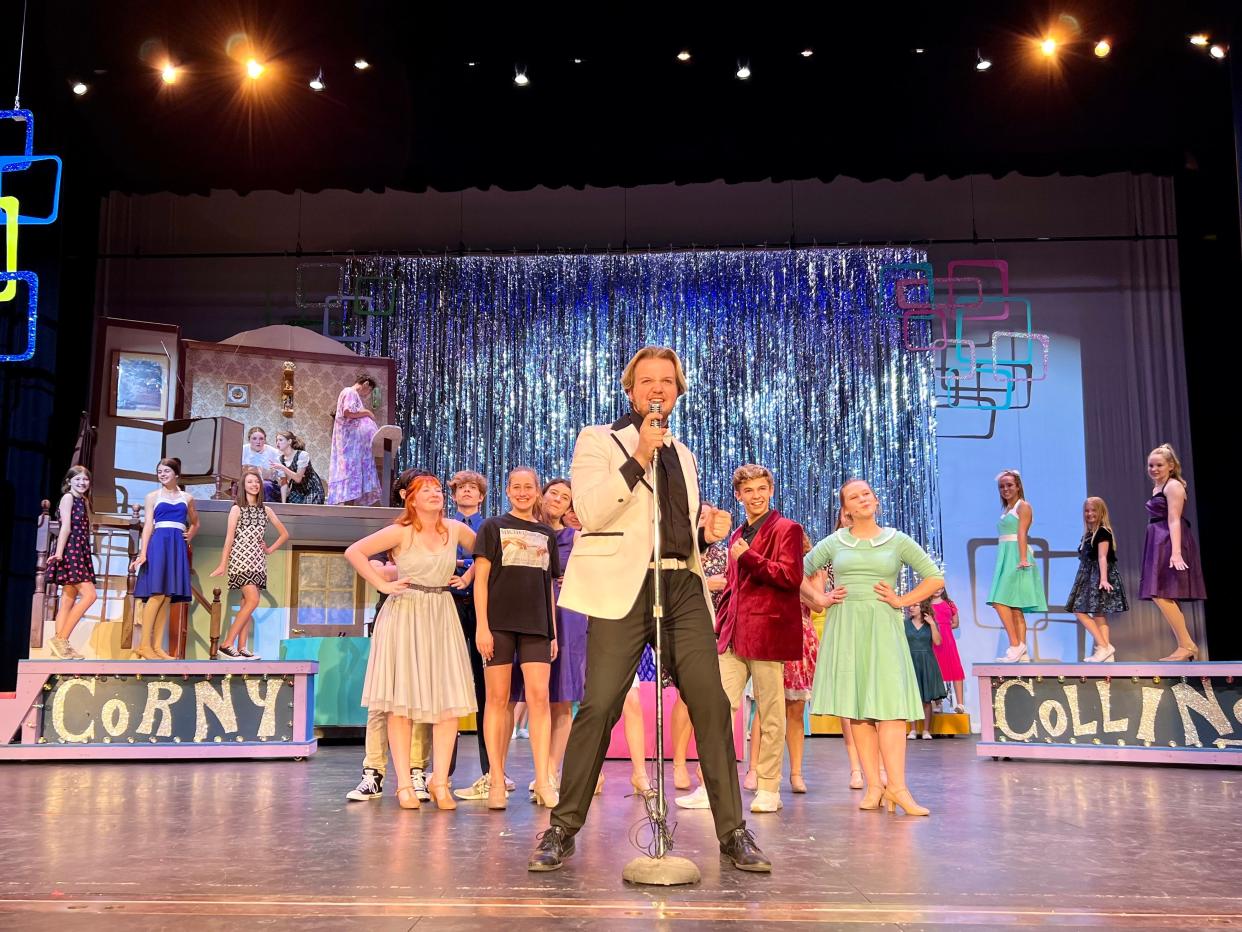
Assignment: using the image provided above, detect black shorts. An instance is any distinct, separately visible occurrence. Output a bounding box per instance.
[487,630,552,667]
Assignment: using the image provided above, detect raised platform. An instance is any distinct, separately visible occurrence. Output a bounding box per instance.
[193,498,399,543]
[0,660,318,760]
[974,662,1242,766]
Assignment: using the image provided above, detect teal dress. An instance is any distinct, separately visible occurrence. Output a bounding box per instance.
[805,528,944,721]
[986,501,1048,612]
[905,617,947,703]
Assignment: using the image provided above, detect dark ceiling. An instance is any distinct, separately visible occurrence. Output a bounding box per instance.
[5,1,1240,195]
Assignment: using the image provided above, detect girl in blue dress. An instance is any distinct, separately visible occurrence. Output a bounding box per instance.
[131,458,199,659]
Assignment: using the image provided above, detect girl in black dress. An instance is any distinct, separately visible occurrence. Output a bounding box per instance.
[46,466,97,659]
[273,430,325,504]
[1066,496,1129,662]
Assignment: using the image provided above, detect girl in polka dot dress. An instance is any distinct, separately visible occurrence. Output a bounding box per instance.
[46,466,97,659]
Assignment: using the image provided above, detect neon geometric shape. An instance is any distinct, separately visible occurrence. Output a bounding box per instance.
[322,294,374,336]
[989,331,1050,381]
[938,339,978,380]
[0,109,35,170]
[902,305,949,351]
[0,154,63,224]
[879,261,935,304]
[0,196,17,301]
[943,362,1015,410]
[895,277,933,309]
[352,275,396,316]
[941,276,985,310]
[954,296,1032,364]
[0,270,38,362]
[946,258,1009,297]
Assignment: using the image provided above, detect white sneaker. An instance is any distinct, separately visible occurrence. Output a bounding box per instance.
[411,768,430,801]
[1085,644,1116,663]
[907,731,917,740]
[921,732,933,740]
[675,785,711,809]
[750,790,783,813]
[996,644,1029,663]
[48,637,70,659]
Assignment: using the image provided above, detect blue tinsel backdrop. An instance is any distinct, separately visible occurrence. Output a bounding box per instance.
[343,248,941,555]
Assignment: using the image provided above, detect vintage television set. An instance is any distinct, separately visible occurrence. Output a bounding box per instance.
[161,417,244,494]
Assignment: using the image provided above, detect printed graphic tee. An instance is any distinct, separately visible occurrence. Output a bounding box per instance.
[474,513,560,636]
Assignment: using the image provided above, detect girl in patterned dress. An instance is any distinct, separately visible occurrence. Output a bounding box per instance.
[273,430,325,504]
[132,458,200,659]
[210,468,289,659]
[327,374,381,505]
[46,466,97,660]
[1067,497,1129,662]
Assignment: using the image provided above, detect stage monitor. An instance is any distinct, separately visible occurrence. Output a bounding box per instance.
[161,417,244,483]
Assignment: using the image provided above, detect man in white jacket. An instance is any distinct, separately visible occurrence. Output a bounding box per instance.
[528,346,771,873]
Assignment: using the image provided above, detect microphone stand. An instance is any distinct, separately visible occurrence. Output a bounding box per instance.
[622,408,701,886]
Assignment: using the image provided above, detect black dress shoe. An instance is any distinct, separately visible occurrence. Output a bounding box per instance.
[528,826,576,872]
[720,826,772,872]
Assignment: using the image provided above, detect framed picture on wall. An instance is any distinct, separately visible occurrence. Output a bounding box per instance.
[225,383,251,407]
[110,351,169,420]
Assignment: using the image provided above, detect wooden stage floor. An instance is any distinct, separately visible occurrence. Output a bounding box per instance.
[1,736,1239,930]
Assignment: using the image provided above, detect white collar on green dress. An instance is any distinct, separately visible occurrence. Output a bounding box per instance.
[836,527,897,548]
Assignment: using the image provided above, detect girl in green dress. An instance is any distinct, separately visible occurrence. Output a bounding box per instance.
[987,470,1047,663]
[801,479,945,816]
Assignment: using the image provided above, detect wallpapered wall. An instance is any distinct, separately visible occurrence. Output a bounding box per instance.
[184,345,390,474]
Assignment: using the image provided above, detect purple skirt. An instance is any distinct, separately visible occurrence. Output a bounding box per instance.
[1140,520,1207,602]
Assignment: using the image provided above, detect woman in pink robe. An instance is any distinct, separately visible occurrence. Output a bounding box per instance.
[327,374,381,505]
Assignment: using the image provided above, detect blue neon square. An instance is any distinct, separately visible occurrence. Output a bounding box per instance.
[954,295,1033,365]
[0,270,38,363]
[941,361,1014,411]
[0,154,63,224]
[879,261,935,305]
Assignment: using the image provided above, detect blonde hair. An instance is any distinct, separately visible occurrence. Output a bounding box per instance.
[838,478,873,523]
[995,469,1026,510]
[1148,443,1185,486]
[732,464,774,491]
[621,346,689,396]
[1083,496,1117,554]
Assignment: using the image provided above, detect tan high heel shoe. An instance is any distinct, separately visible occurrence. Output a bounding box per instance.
[630,773,654,797]
[673,763,691,790]
[486,776,508,810]
[859,787,884,810]
[533,783,560,809]
[882,787,929,816]
[396,786,421,810]
[136,646,161,660]
[429,782,456,810]
[594,773,605,795]
[848,769,864,790]
[790,772,808,794]
[1159,645,1198,662]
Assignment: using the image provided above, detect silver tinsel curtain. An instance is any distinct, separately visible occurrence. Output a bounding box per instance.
[343,248,941,555]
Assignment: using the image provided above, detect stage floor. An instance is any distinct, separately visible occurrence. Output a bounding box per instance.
[0,737,1239,929]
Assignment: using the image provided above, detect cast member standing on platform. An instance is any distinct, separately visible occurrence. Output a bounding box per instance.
[132,458,199,660]
[327,374,381,506]
[210,467,290,659]
[802,479,945,817]
[1068,497,1129,662]
[929,588,966,711]
[46,466,97,660]
[988,470,1047,663]
[528,346,769,873]
[906,602,947,739]
[474,467,560,811]
[273,430,325,504]
[677,464,803,815]
[242,427,283,502]
[1141,444,1207,660]
[346,469,439,803]
[348,476,479,811]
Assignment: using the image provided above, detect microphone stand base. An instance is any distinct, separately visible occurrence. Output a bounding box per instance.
[622,855,701,886]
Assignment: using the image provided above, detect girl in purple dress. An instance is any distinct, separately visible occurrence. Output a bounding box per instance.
[327,373,381,505]
[131,458,199,659]
[46,466,97,659]
[1140,444,1206,661]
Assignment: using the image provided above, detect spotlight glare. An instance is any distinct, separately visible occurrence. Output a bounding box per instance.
[161,63,179,84]
[71,81,88,96]
[914,47,925,54]
[309,69,325,91]
[736,64,751,79]
[1040,37,1057,57]
[1094,39,1111,58]
[800,48,813,58]
[246,58,264,79]
[1189,34,1209,47]
[1209,43,1227,59]
[975,54,992,72]
[573,58,583,64]
[677,50,691,62]
[514,70,530,86]
[354,58,370,70]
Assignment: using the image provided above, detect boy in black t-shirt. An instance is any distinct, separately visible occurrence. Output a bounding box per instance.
[473,467,560,810]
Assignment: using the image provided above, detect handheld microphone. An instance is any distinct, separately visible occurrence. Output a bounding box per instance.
[648,400,663,466]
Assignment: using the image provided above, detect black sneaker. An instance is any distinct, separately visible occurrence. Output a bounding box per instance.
[720,826,772,872]
[217,645,241,659]
[528,826,575,872]
[346,768,384,801]
[238,647,258,660]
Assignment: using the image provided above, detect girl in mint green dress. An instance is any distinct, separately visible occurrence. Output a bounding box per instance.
[987,470,1047,663]
[801,479,944,816]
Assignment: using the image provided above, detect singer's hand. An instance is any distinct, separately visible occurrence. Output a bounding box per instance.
[703,505,732,543]
[635,411,668,468]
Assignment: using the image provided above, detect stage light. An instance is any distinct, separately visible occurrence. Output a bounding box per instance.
[736,64,751,79]
[677,50,691,62]
[1209,44,1227,59]
[1094,39,1111,58]
[71,81,88,96]
[1189,35,1209,47]
[975,52,992,71]
[1040,37,1057,57]
[573,58,583,64]
[514,70,530,86]
[467,61,477,67]
[354,58,370,70]
[246,58,264,79]
[161,63,179,85]
[800,49,813,58]
[309,69,325,91]
[914,47,925,54]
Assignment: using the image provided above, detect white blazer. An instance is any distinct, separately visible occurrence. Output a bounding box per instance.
[558,416,715,621]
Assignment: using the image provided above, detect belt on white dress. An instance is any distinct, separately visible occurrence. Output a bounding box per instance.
[997,534,1019,542]
[155,521,187,530]
[649,558,689,570]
